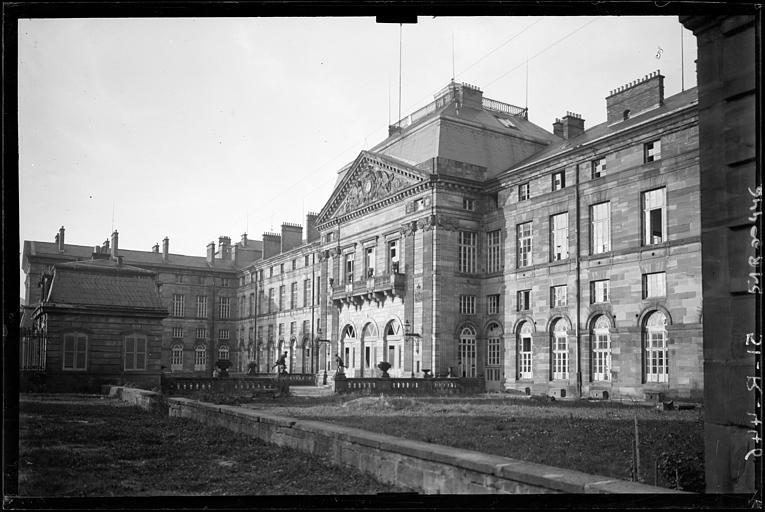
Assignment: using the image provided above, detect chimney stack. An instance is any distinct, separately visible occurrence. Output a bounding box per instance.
[102,239,109,253]
[56,226,65,252]
[306,212,319,242]
[110,230,119,260]
[218,236,232,261]
[162,237,169,262]
[241,233,248,247]
[281,223,303,252]
[262,232,282,260]
[553,112,585,140]
[206,241,216,265]
[606,70,664,125]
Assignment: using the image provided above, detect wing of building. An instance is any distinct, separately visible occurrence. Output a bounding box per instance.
[21,72,702,400]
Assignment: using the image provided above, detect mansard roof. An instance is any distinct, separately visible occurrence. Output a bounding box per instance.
[315,150,430,226]
[45,258,165,310]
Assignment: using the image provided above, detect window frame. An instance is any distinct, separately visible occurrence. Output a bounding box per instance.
[517,289,531,311]
[550,212,569,261]
[642,272,667,299]
[643,139,662,163]
[642,187,667,246]
[590,202,611,255]
[551,285,567,307]
[62,333,88,371]
[458,231,478,274]
[124,334,147,371]
[459,295,476,315]
[552,170,566,191]
[518,182,530,202]
[517,222,532,268]
[486,229,502,273]
[591,157,606,179]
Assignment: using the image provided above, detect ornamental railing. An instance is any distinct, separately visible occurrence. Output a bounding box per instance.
[334,377,485,395]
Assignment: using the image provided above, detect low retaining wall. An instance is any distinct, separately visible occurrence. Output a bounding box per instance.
[334,376,485,395]
[162,395,682,494]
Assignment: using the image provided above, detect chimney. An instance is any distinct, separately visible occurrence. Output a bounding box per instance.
[553,112,585,140]
[57,226,65,252]
[241,233,248,247]
[262,232,282,260]
[606,70,664,125]
[306,212,319,243]
[458,82,483,110]
[152,243,159,253]
[102,239,109,253]
[281,223,303,252]
[206,241,216,265]
[110,230,119,260]
[162,237,169,262]
[218,236,232,261]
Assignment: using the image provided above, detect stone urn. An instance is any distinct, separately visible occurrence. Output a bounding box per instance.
[377,361,392,378]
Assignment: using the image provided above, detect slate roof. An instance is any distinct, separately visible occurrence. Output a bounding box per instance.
[46,259,165,309]
[502,87,699,174]
[24,241,240,271]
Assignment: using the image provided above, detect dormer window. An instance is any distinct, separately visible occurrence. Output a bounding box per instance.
[497,117,516,129]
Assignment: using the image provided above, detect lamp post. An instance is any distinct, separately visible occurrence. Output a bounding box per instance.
[316,327,331,385]
[404,320,421,379]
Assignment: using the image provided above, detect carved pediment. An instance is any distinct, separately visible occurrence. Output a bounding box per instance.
[317,152,427,224]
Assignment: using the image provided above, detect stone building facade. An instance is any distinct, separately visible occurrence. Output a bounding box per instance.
[22,71,703,401]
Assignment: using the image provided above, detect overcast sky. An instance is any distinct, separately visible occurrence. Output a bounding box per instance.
[18,16,697,297]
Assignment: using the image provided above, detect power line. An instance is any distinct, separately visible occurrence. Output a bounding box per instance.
[457,17,543,77]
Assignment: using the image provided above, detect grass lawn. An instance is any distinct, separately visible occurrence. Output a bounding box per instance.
[17,394,398,497]
[244,394,705,493]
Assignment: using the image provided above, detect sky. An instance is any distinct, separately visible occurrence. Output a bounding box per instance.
[17,15,697,298]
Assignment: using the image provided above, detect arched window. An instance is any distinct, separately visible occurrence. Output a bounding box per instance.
[486,323,503,382]
[341,325,357,372]
[171,344,183,371]
[591,316,611,381]
[517,323,533,379]
[458,326,477,377]
[644,311,668,383]
[218,344,229,361]
[194,345,207,371]
[384,320,402,369]
[551,319,568,380]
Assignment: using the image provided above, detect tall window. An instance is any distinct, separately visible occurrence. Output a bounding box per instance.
[518,323,533,379]
[591,280,610,303]
[591,157,606,179]
[345,252,355,283]
[172,294,185,317]
[550,212,569,261]
[459,231,477,273]
[278,285,285,310]
[458,326,477,377]
[302,320,310,337]
[248,294,254,316]
[365,246,375,277]
[551,285,567,307]
[278,323,285,339]
[267,324,274,342]
[517,222,532,268]
[643,272,667,298]
[257,326,263,342]
[591,202,611,254]
[124,334,147,371]
[644,139,662,163]
[290,322,296,337]
[518,182,530,202]
[171,344,183,371]
[218,297,230,319]
[268,288,274,314]
[592,316,611,381]
[486,323,502,382]
[388,240,399,273]
[487,294,500,315]
[196,295,207,318]
[459,295,476,315]
[218,344,229,361]
[552,320,568,380]
[644,311,668,383]
[642,188,666,245]
[290,282,297,309]
[196,327,207,340]
[487,230,501,273]
[194,345,207,371]
[552,171,565,191]
[63,333,87,370]
[517,289,531,311]
[303,279,311,307]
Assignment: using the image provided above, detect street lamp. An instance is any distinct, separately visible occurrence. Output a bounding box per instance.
[404,320,421,379]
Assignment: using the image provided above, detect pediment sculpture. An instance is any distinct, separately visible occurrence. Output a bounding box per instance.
[339,159,413,215]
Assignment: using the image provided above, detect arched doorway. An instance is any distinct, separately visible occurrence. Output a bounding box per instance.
[361,322,378,377]
[643,310,668,383]
[485,322,503,391]
[383,319,403,377]
[458,326,477,377]
[340,324,357,377]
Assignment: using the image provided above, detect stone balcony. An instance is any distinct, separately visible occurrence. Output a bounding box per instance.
[331,272,406,306]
